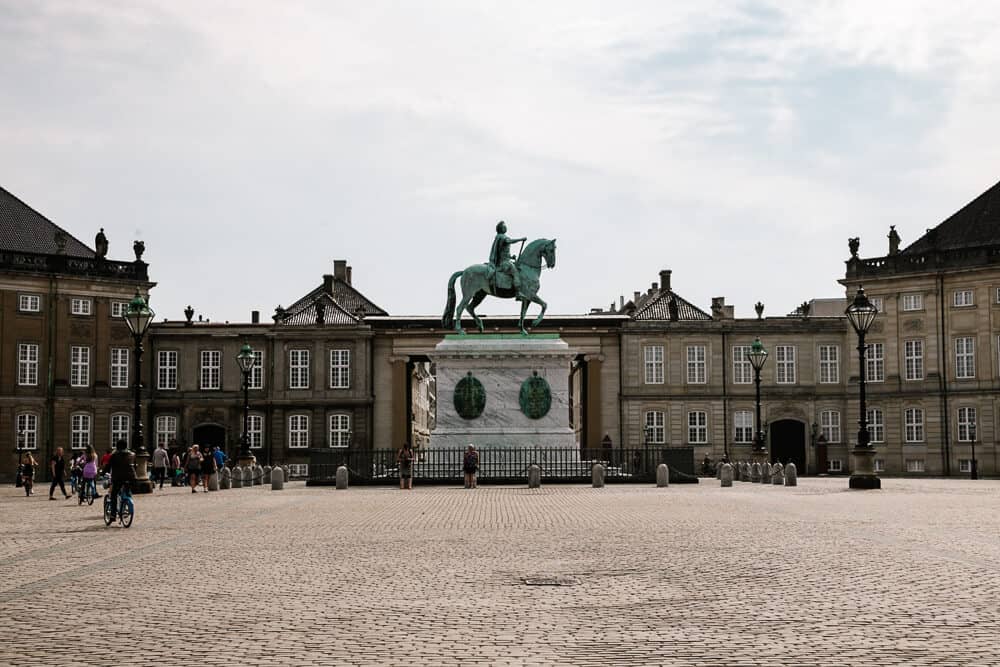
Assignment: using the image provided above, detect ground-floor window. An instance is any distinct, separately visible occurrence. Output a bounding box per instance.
[905,459,925,473]
[827,459,843,472]
[959,459,973,473]
[287,463,308,478]
[874,459,885,473]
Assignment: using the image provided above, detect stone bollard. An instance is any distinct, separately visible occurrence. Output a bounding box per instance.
[750,462,761,483]
[772,463,784,485]
[220,466,231,490]
[336,465,349,490]
[784,462,798,487]
[592,463,605,488]
[271,465,285,490]
[263,466,271,482]
[731,463,740,482]
[760,463,772,484]
[527,464,541,488]
[715,461,723,480]
[245,466,255,486]
[720,463,734,487]
[656,463,669,488]
[231,467,243,488]
[256,465,265,486]
[740,463,749,481]
[207,471,219,492]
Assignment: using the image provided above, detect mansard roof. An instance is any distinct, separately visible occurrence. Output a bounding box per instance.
[902,178,1000,255]
[632,289,712,321]
[0,185,94,257]
[277,274,387,326]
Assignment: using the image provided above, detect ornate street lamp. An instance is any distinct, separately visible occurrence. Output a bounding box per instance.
[123,291,155,493]
[236,342,257,467]
[969,422,978,481]
[845,285,880,490]
[747,337,769,458]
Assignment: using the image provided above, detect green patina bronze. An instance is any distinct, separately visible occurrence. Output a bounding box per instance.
[519,371,552,420]
[441,222,557,336]
[454,372,486,420]
[443,333,560,341]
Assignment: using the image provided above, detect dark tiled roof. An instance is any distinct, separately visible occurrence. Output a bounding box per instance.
[278,278,387,326]
[902,178,1000,255]
[633,289,712,321]
[280,293,358,325]
[0,186,94,257]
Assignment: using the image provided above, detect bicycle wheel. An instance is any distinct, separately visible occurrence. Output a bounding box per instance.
[103,495,114,526]
[119,498,133,528]
[87,487,95,506]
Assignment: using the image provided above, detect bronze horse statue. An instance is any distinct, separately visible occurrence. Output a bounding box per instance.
[442,238,556,335]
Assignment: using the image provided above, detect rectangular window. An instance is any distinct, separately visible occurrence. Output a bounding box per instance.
[904,340,923,381]
[955,337,975,379]
[953,289,974,307]
[70,346,90,387]
[71,413,91,450]
[643,346,664,385]
[16,413,38,449]
[70,298,92,316]
[828,459,843,472]
[111,414,130,447]
[644,411,665,444]
[902,293,922,311]
[686,345,706,384]
[155,415,177,448]
[959,459,972,473]
[775,345,795,384]
[18,343,39,386]
[110,347,129,389]
[288,414,310,448]
[868,297,884,312]
[248,351,264,390]
[687,411,707,444]
[906,459,925,473]
[329,349,351,389]
[904,408,924,443]
[996,287,1000,304]
[248,414,263,449]
[329,414,351,447]
[200,350,221,390]
[820,410,841,443]
[874,459,885,473]
[18,294,40,312]
[819,345,839,384]
[957,406,977,442]
[867,342,885,383]
[867,408,884,444]
[732,346,752,384]
[289,349,310,389]
[158,351,178,390]
[110,301,130,318]
[287,464,309,478]
[734,410,753,443]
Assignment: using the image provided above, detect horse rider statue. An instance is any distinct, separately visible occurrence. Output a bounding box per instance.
[489,221,526,297]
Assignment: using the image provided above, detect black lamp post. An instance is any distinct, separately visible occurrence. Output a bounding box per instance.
[235,342,257,466]
[14,429,24,487]
[123,291,155,493]
[969,423,978,481]
[747,337,769,459]
[845,285,880,490]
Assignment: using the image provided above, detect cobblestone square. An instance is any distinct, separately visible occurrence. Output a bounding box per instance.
[1,478,998,666]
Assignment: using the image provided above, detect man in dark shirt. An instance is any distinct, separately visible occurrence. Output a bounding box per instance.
[101,439,136,519]
[49,447,70,500]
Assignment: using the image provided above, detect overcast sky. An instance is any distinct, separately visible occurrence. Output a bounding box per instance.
[3,1,999,323]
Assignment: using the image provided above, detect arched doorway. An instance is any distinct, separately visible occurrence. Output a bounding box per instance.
[770,419,806,473]
[192,424,226,456]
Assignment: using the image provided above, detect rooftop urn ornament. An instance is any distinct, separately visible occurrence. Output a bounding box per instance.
[95,228,108,259]
[184,305,194,325]
[848,237,860,259]
[754,301,764,319]
[133,239,145,261]
[799,301,811,319]
[888,225,901,256]
[273,304,286,322]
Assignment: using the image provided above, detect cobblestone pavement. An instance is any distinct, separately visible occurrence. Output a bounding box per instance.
[1,477,998,666]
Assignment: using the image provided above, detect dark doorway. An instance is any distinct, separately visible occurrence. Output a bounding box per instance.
[770,420,806,474]
[192,424,226,457]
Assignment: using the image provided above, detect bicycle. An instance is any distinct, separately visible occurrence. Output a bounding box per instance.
[103,482,134,528]
[78,477,98,505]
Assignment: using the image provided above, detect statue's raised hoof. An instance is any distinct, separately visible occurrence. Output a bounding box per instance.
[519,329,529,337]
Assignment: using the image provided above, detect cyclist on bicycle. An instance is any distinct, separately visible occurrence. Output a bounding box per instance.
[101,439,135,519]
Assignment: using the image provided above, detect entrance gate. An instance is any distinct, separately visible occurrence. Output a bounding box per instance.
[770,419,806,474]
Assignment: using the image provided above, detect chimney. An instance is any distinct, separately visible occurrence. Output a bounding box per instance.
[711,296,725,320]
[620,295,625,309]
[322,274,334,295]
[333,260,348,282]
[659,270,672,291]
[724,305,734,319]
[251,310,260,324]
[651,282,658,291]
[346,266,353,285]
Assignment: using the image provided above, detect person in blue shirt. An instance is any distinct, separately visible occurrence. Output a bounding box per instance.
[212,446,226,471]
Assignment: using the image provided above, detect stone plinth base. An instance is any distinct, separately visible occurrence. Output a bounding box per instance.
[849,447,881,490]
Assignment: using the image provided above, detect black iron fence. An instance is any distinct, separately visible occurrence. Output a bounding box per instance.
[307,447,696,486]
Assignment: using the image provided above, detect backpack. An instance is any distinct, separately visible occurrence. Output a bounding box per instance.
[83,460,98,478]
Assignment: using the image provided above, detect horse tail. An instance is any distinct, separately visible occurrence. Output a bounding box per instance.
[441,270,463,328]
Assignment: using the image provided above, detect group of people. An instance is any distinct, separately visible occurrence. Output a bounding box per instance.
[175,443,228,492]
[394,443,480,489]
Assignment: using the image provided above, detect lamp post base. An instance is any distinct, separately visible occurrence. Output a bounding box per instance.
[849,447,881,490]
[131,451,155,494]
[237,453,255,468]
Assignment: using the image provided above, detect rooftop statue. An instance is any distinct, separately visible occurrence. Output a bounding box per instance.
[442,221,556,335]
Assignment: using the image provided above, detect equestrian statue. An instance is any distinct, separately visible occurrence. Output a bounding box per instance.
[441,221,556,335]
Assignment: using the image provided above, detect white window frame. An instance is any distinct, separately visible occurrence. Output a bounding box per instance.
[329,349,351,389]
[866,342,885,383]
[868,297,884,312]
[288,414,310,448]
[643,345,664,385]
[70,298,92,316]
[904,408,924,443]
[328,414,351,448]
[18,294,41,312]
[820,410,841,443]
[157,350,178,390]
[70,345,90,388]
[200,350,222,390]
[110,413,130,447]
[70,413,91,450]
[902,293,922,311]
[287,463,309,478]
[819,345,839,384]
[110,300,130,318]
[110,347,129,389]
[867,407,884,444]
[953,289,974,307]
[687,411,708,444]
[828,459,843,472]
[734,410,753,443]
[289,349,310,389]
[732,346,752,384]
[18,343,39,386]
[15,413,39,449]
[775,345,795,384]
[957,406,976,442]
[248,351,264,390]
[996,287,1000,304]
[904,339,923,381]
[644,410,665,444]
[905,459,925,473]
[155,415,177,448]
[248,414,263,449]
[686,345,706,384]
[874,459,885,473]
[955,336,975,379]
[959,459,972,473]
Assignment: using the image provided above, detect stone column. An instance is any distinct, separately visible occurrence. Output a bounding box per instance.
[585,355,603,453]
[390,357,409,450]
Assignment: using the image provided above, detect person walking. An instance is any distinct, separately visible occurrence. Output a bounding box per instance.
[463,445,479,489]
[100,447,113,470]
[170,450,182,486]
[20,452,37,497]
[212,446,226,473]
[200,447,217,492]
[49,447,71,500]
[396,442,414,490]
[151,442,170,489]
[185,445,203,493]
[80,446,100,504]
